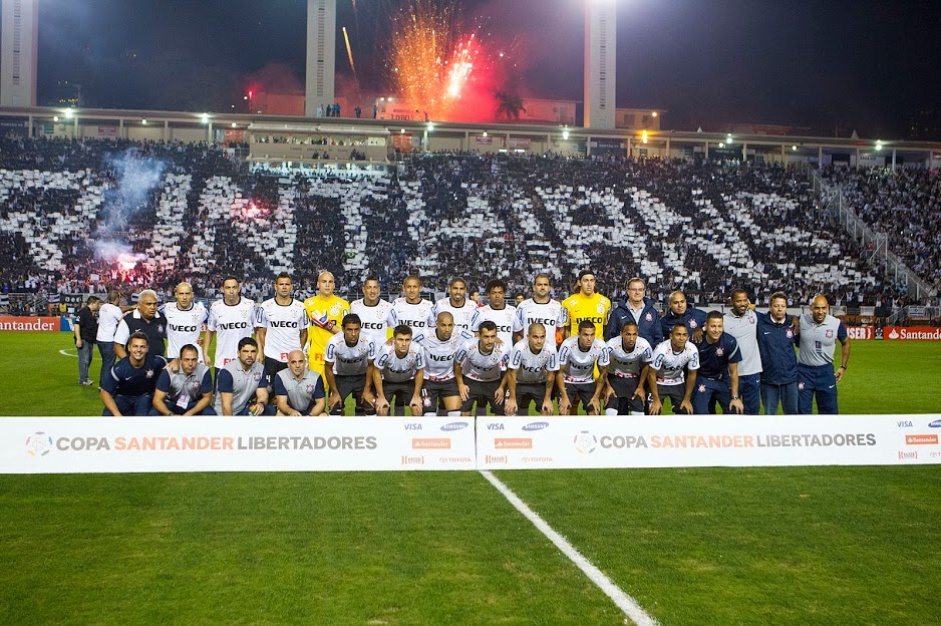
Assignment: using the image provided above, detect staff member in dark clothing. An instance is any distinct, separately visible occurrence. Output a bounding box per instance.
[74,296,102,386]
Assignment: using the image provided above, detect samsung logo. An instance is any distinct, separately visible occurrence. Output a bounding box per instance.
[522,422,550,432]
[929,419,941,428]
[441,422,469,431]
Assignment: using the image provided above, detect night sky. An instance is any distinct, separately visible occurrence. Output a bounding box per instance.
[30,0,941,138]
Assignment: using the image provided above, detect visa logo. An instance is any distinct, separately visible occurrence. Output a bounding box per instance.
[897,421,913,428]
[404,423,422,431]
[486,423,504,430]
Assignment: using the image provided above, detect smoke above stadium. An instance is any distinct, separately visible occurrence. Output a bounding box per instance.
[94,149,168,270]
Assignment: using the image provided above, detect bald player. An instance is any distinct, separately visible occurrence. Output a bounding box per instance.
[161,282,209,362]
[797,294,850,414]
[303,271,350,387]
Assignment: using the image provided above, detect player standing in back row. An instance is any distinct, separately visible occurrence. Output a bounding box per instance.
[351,275,393,348]
[204,276,256,370]
[470,278,517,347]
[256,272,309,383]
[562,270,611,341]
[514,273,567,344]
[387,275,434,337]
[303,271,349,388]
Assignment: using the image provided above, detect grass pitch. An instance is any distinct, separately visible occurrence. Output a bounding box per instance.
[1,332,940,624]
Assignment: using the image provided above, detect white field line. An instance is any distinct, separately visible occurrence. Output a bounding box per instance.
[59,349,77,358]
[480,470,660,626]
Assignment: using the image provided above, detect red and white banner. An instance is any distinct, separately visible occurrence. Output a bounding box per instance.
[0,316,61,332]
[881,326,941,341]
[846,327,873,339]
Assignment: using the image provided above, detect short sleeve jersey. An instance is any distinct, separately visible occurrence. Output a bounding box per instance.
[325,334,375,376]
[387,298,434,335]
[351,298,393,348]
[160,301,209,360]
[558,335,610,384]
[651,340,700,386]
[102,354,168,398]
[156,364,213,408]
[508,339,559,384]
[513,299,567,338]
[562,292,611,338]
[375,341,425,383]
[274,369,326,413]
[470,304,517,346]
[455,340,510,382]
[798,313,848,367]
[96,302,124,342]
[695,332,742,381]
[605,336,653,378]
[207,297,257,367]
[431,297,477,333]
[256,297,309,362]
[415,329,473,382]
[215,360,268,414]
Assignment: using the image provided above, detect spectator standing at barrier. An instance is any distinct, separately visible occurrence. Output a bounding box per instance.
[470,279,517,347]
[756,292,799,414]
[114,289,167,359]
[455,320,510,416]
[603,320,652,416]
[606,277,661,347]
[100,332,167,416]
[304,271,350,385]
[323,314,376,415]
[216,337,273,416]
[432,277,476,333]
[563,270,612,342]
[351,275,393,349]
[692,312,744,415]
[373,324,425,416]
[161,282,209,363]
[274,350,327,416]
[387,275,434,336]
[256,272,309,383]
[660,291,707,343]
[504,322,559,417]
[95,291,126,386]
[73,296,101,386]
[205,276,257,370]
[797,294,850,414]
[150,344,215,416]
[558,320,610,415]
[514,273,567,344]
[647,325,699,415]
[723,289,763,414]
[414,312,469,416]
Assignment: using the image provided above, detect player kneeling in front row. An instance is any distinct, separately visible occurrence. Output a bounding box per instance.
[692,312,744,415]
[504,322,559,416]
[150,344,216,416]
[274,350,327,416]
[373,325,425,416]
[558,320,610,415]
[647,325,699,415]
[101,331,167,416]
[604,321,652,416]
[323,314,376,415]
[455,320,510,416]
[215,337,275,416]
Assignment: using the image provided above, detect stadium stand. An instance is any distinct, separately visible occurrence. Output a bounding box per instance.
[821,166,941,290]
[0,137,933,311]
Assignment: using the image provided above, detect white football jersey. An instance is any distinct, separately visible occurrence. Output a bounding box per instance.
[513,299,567,338]
[651,340,700,385]
[374,341,424,383]
[605,336,653,378]
[387,298,434,335]
[431,297,477,332]
[256,298,308,362]
[160,301,209,360]
[470,304,517,347]
[558,335,610,385]
[415,329,472,382]
[207,297,257,367]
[325,334,375,376]
[508,339,559,384]
[456,339,509,382]
[351,298,393,348]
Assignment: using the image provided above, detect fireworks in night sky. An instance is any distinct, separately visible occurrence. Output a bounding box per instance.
[387,0,508,122]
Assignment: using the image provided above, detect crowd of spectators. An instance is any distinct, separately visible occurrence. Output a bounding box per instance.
[1,136,934,314]
[821,166,941,289]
